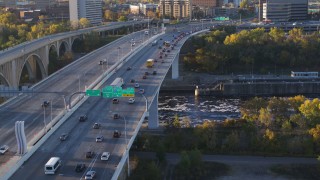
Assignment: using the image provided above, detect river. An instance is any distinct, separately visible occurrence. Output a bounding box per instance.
[158,93,242,127]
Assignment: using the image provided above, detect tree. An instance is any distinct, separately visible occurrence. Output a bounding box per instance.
[0,11,17,25]
[240,97,268,121]
[118,15,127,22]
[177,151,191,176]
[147,10,156,18]
[299,98,320,127]
[224,131,240,151]
[198,121,217,150]
[309,124,320,141]
[155,143,166,163]
[240,0,248,8]
[188,149,203,168]
[104,10,114,21]
[173,114,181,128]
[258,108,273,127]
[79,18,90,28]
[182,117,191,128]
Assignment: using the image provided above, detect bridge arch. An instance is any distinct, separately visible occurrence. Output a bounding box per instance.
[49,44,58,57]
[59,40,70,56]
[71,37,84,53]
[0,73,10,86]
[18,53,46,86]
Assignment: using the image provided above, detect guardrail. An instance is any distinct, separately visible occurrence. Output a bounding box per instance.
[1,30,160,180]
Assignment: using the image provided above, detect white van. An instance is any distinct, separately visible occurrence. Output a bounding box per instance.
[44,157,61,174]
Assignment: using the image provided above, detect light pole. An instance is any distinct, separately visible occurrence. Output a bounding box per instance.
[118,47,121,61]
[62,95,67,110]
[50,99,53,123]
[43,106,47,133]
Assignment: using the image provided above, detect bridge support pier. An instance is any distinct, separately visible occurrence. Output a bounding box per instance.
[171,52,179,79]
[148,92,159,129]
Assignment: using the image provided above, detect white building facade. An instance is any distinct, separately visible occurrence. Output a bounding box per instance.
[69,0,102,25]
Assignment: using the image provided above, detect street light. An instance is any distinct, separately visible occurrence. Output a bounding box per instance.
[43,105,47,133]
[50,98,53,123]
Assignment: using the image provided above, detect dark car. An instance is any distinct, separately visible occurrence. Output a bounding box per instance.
[93,123,101,129]
[144,72,149,75]
[113,130,121,138]
[86,151,94,158]
[112,98,119,104]
[167,49,170,52]
[130,79,135,83]
[159,55,162,59]
[75,163,86,172]
[113,113,120,119]
[59,133,68,141]
[142,75,147,79]
[79,115,88,122]
[126,67,132,71]
[152,71,157,75]
[42,101,50,108]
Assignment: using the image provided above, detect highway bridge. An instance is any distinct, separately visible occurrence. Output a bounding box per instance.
[0,22,211,179]
[0,20,149,89]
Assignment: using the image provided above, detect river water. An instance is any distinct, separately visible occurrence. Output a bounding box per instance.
[158,93,242,127]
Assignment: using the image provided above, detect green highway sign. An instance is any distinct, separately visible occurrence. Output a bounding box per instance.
[102,86,113,92]
[113,87,123,97]
[102,86,123,98]
[101,86,135,98]
[122,87,135,97]
[86,89,101,96]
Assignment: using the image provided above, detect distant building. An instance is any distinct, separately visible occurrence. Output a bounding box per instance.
[69,0,102,26]
[214,7,238,17]
[130,5,139,15]
[2,0,16,8]
[263,0,308,22]
[139,3,158,16]
[159,0,190,19]
[46,1,69,20]
[34,0,56,10]
[20,10,40,20]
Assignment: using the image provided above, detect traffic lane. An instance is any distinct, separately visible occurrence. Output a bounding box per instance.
[10,86,144,180]
[8,31,156,179]
[0,32,144,152]
[10,96,116,180]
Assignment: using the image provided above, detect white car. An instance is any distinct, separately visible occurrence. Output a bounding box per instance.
[85,170,96,179]
[0,145,9,154]
[128,98,135,104]
[139,89,145,94]
[101,152,110,161]
[134,83,140,88]
[96,135,104,142]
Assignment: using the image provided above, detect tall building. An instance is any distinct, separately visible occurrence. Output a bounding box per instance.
[69,0,102,26]
[159,0,190,19]
[263,0,308,22]
[34,0,55,10]
[193,0,218,7]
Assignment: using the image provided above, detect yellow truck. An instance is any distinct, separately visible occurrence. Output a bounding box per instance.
[146,59,154,68]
